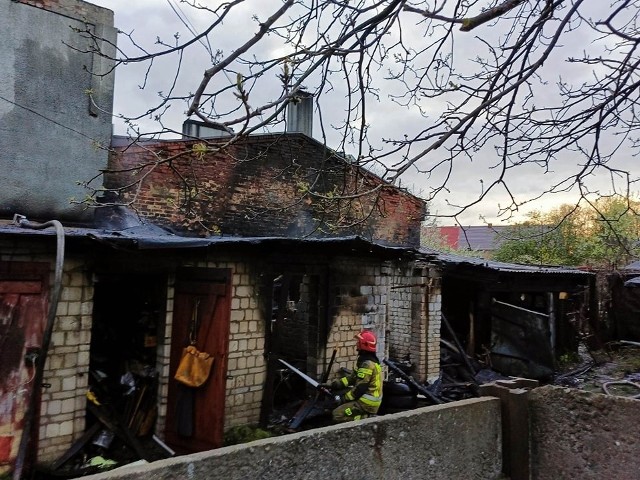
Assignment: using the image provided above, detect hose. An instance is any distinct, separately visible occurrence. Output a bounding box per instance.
[12,214,65,480]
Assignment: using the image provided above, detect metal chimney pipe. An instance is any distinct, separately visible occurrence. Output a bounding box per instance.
[286,91,313,137]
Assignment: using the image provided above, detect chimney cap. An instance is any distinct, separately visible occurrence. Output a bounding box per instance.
[286,92,313,137]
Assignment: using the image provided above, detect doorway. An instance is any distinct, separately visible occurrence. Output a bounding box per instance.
[88,273,167,452]
[260,269,328,425]
[165,268,231,453]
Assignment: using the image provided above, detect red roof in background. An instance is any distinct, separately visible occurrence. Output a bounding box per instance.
[423,225,511,251]
[438,226,460,249]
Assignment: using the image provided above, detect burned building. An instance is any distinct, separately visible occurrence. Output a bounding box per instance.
[426,250,595,381]
[605,260,640,342]
[0,221,443,474]
[0,0,442,475]
[1,0,116,476]
[107,132,424,246]
[0,1,598,478]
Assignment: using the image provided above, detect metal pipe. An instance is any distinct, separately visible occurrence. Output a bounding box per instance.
[492,298,549,318]
[12,214,65,480]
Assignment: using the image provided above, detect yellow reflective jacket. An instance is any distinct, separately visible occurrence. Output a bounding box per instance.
[334,353,383,414]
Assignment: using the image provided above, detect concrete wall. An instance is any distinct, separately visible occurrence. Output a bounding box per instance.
[83,398,503,480]
[529,385,640,480]
[0,0,116,221]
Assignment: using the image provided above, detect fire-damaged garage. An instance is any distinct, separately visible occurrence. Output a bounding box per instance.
[426,250,596,382]
[0,219,444,477]
[0,0,438,468]
[0,1,609,477]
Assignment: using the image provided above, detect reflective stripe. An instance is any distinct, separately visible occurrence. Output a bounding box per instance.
[358,368,373,375]
[371,363,382,397]
[345,391,354,401]
[359,393,382,407]
[345,407,352,416]
[340,377,349,387]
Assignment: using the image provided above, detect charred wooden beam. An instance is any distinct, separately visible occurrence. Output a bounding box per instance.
[441,313,478,380]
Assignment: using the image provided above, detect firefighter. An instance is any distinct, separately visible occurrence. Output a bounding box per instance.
[327,329,383,422]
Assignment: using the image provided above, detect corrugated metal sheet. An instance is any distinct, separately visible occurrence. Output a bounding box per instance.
[623,260,640,271]
[418,247,593,276]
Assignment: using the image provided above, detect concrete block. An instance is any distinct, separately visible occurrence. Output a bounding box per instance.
[67,301,81,316]
[60,398,76,414]
[47,400,62,416]
[84,398,501,480]
[61,287,82,302]
[480,383,530,480]
[56,302,69,316]
[45,423,60,439]
[62,375,77,392]
[59,420,74,436]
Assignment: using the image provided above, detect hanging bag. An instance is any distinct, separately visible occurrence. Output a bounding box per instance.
[174,299,214,387]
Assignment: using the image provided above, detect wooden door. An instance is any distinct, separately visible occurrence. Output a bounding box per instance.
[165,269,231,453]
[0,262,48,475]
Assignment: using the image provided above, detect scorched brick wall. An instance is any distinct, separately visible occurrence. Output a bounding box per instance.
[108,134,425,246]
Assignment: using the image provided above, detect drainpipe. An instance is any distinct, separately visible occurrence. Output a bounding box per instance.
[12,214,65,480]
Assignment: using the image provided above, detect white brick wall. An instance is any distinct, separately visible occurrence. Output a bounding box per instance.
[323,258,442,384]
[39,257,94,462]
[0,239,443,464]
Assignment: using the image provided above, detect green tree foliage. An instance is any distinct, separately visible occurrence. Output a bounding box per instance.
[493,196,640,268]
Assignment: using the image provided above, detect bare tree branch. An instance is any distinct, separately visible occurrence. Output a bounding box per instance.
[77,0,640,234]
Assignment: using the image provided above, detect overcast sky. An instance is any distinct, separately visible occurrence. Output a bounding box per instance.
[87,0,637,226]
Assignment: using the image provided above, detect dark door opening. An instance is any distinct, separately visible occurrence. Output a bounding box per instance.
[260,270,328,426]
[88,273,167,454]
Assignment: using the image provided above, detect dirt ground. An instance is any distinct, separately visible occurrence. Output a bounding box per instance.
[553,341,640,399]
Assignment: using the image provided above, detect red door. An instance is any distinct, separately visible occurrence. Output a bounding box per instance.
[0,262,48,475]
[165,269,231,453]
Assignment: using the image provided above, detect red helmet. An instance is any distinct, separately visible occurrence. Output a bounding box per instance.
[356,330,377,352]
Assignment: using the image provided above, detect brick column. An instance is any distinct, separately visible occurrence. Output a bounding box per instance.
[39,258,94,462]
[425,268,442,383]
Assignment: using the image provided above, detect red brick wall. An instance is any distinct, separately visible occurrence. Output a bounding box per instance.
[108,134,425,246]
[14,0,107,19]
